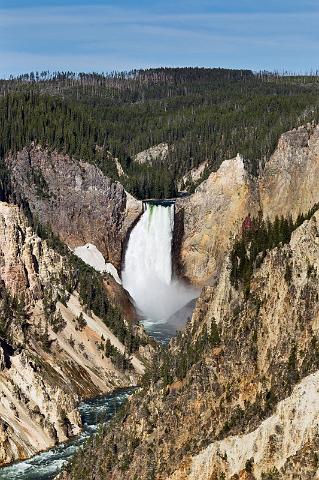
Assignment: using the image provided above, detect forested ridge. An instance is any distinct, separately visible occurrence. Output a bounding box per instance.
[2,67,319,198]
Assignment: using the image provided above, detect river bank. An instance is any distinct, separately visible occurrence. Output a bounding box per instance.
[0,388,135,480]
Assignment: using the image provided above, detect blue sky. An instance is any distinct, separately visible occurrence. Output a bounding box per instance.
[1,0,319,76]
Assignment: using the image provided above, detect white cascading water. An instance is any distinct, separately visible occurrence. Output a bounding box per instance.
[122,203,198,325]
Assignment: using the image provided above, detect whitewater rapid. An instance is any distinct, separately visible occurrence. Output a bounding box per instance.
[122,202,198,325]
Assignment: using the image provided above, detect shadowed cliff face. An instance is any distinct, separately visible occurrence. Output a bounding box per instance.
[62,209,319,480]
[176,125,319,286]
[6,146,142,271]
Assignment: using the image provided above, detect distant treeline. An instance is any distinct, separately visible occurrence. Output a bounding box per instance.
[1,67,319,199]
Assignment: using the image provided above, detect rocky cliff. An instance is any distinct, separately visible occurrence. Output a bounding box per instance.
[177,160,208,191]
[176,125,319,286]
[260,124,319,221]
[62,207,319,480]
[0,202,146,466]
[6,145,142,271]
[175,154,259,285]
[134,143,170,165]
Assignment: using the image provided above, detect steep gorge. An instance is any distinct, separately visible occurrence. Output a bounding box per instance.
[3,67,319,479]
[62,195,319,480]
[60,123,319,480]
[1,123,319,478]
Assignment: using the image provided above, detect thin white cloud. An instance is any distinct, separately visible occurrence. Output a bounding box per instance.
[1,4,319,26]
[0,3,318,75]
[1,5,318,42]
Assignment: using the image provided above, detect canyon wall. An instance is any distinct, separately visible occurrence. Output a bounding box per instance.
[2,124,319,477]
[0,202,145,466]
[177,125,319,285]
[6,145,142,271]
[175,154,259,285]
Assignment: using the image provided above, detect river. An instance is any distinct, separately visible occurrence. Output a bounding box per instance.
[0,388,135,480]
[0,324,175,480]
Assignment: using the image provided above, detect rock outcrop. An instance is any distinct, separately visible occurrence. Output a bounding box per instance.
[175,154,259,285]
[0,202,146,466]
[6,145,142,271]
[174,370,319,480]
[134,143,170,165]
[63,208,319,480]
[178,160,208,190]
[177,126,319,286]
[260,124,319,221]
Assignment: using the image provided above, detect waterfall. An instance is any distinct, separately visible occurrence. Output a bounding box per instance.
[122,202,198,325]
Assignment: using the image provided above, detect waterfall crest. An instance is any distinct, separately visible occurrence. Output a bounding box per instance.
[122,203,198,325]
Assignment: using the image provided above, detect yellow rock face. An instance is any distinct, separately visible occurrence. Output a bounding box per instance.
[176,155,259,286]
[260,125,319,221]
[177,125,319,287]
